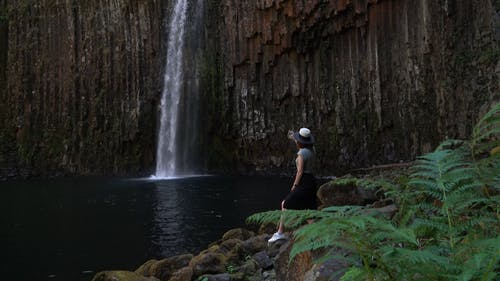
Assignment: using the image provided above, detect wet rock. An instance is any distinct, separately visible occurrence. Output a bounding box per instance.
[253,251,273,270]
[219,238,243,254]
[229,272,246,281]
[362,204,398,219]
[266,239,289,258]
[258,222,277,235]
[235,259,259,276]
[135,259,158,276]
[198,273,231,281]
[274,240,312,281]
[262,269,276,281]
[303,257,350,281]
[222,228,255,241]
[317,177,379,208]
[189,252,227,277]
[241,234,268,255]
[92,271,159,281]
[169,266,193,281]
[135,254,193,281]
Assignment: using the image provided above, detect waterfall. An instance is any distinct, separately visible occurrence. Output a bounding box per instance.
[155,0,189,178]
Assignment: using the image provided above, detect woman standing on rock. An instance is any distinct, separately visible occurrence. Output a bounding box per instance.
[268,128,318,243]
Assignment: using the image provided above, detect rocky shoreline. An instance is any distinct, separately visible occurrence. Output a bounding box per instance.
[92,168,402,281]
[93,228,286,281]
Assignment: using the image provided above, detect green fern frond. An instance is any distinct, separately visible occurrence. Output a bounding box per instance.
[472,103,500,156]
[409,177,440,189]
[474,140,500,156]
[321,205,365,215]
[281,209,330,228]
[473,103,500,132]
[392,247,450,265]
[415,201,442,213]
[413,218,450,232]
[436,139,466,150]
[339,267,365,281]
[246,210,283,226]
[455,238,500,281]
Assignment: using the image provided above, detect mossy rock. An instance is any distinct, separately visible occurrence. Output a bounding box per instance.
[240,234,268,255]
[258,222,277,235]
[218,238,243,254]
[92,271,159,281]
[317,176,379,208]
[135,254,193,280]
[189,252,228,277]
[235,259,259,275]
[169,266,193,281]
[135,259,158,276]
[221,228,254,241]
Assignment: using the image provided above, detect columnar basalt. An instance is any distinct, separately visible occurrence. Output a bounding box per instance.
[212,0,500,174]
[0,0,165,177]
[0,0,499,177]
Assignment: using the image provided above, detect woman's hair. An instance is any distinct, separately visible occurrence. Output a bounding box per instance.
[296,141,314,150]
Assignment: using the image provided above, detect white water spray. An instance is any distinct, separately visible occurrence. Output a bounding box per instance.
[155,0,189,178]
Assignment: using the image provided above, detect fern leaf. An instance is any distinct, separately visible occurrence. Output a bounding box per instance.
[339,267,365,281]
[472,103,500,156]
[246,210,283,225]
[436,139,466,150]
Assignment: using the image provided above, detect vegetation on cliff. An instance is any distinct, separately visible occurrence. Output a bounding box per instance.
[248,103,500,280]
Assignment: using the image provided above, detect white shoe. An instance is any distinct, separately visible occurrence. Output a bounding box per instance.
[268,232,286,243]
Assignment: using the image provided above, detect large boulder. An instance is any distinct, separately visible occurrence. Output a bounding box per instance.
[189,252,228,277]
[258,222,277,235]
[92,271,159,281]
[198,273,245,281]
[218,238,243,254]
[252,251,273,270]
[274,240,312,281]
[135,260,158,276]
[222,228,255,241]
[169,266,193,281]
[240,234,268,255]
[317,177,379,208]
[266,238,288,258]
[135,254,193,281]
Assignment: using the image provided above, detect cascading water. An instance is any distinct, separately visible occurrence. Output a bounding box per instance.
[155,0,189,178]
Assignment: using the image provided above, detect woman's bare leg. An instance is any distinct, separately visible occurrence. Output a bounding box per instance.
[278,200,286,233]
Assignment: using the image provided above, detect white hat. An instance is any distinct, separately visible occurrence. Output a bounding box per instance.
[293,128,315,144]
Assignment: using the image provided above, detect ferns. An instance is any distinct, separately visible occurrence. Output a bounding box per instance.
[247,103,500,280]
[471,103,500,157]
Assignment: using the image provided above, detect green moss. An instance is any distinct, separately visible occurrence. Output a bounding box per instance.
[17,141,35,165]
[452,50,474,67]
[0,131,6,163]
[477,47,500,65]
[207,136,236,171]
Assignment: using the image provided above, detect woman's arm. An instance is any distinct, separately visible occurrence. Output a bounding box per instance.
[292,155,304,189]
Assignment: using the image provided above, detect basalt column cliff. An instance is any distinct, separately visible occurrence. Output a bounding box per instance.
[0,1,499,177]
[206,0,500,174]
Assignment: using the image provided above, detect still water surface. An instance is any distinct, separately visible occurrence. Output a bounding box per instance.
[0,176,292,281]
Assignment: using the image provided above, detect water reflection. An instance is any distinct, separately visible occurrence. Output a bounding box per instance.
[151,180,183,257]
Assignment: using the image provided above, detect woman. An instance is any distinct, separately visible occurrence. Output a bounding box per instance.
[268,128,318,243]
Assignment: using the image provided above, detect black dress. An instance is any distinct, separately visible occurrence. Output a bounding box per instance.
[283,173,318,210]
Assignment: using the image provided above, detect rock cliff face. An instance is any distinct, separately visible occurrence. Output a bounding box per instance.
[0,0,499,177]
[211,0,500,174]
[0,0,166,176]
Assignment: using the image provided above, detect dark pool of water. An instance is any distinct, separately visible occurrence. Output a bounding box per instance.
[0,175,292,281]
